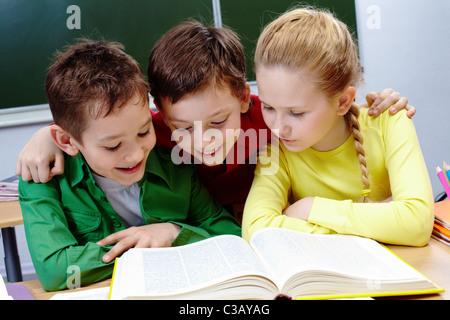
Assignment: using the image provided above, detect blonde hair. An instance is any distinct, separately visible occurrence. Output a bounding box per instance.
[255,8,371,202]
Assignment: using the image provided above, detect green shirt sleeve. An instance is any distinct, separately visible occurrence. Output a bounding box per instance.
[19,177,115,291]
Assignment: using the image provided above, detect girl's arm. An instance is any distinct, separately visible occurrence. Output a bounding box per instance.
[301,111,433,246]
[242,143,335,241]
[244,111,433,246]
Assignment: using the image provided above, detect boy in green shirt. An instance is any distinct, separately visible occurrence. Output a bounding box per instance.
[18,39,240,291]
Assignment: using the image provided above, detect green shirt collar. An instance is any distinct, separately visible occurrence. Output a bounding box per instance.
[67,148,174,190]
[67,153,91,188]
[140,147,174,190]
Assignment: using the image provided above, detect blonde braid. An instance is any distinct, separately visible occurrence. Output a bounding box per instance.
[346,102,372,202]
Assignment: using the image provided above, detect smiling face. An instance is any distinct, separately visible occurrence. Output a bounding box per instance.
[72,93,156,185]
[159,84,250,166]
[256,66,351,153]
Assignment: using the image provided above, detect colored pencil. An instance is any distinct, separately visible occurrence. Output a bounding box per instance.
[436,166,450,199]
[444,162,450,183]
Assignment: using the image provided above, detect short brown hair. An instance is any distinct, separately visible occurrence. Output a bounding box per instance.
[147,21,247,108]
[45,39,149,141]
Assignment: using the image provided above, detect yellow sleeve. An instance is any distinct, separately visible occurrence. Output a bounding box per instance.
[308,111,434,246]
[242,143,335,241]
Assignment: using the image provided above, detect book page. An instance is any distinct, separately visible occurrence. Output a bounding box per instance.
[50,287,110,300]
[249,228,425,288]
[114,235,273,298]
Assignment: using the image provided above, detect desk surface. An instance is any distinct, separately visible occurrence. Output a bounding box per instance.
[382,238,450,300]
[17,238,450,300]
[22,278,111,300]
[0,200,22,228]
[5,199,449,300]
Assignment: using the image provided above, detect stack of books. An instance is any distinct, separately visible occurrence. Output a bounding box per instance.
[434,162,450,245]
[0,175,18,202]
[433,200,450,246]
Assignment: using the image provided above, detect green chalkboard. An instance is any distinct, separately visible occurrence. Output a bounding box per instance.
[0,0,356,110]
[0,0,214,109]
[220,0,357,82]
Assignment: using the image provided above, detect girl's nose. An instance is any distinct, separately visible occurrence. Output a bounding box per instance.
[273,114,290,137]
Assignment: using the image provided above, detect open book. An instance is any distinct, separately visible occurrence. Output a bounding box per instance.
[109,228,442,300]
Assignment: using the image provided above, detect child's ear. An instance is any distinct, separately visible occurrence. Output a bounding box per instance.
[240,83,251,113]
[336,86,357,116]
[50,125,80,156]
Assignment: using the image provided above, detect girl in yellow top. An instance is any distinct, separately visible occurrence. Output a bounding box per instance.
[242,8,433,246]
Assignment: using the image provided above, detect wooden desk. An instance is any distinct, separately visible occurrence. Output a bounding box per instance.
[0,200,23,282]
[17,238,450,300]
[22,278,111,300]
[383,238,450,300]
[0,200,23,228]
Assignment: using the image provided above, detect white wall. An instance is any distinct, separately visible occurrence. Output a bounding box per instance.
[355,0,450,199]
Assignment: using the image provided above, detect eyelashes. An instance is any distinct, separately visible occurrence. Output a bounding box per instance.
[105,130,151,152]
[263,105,305,117]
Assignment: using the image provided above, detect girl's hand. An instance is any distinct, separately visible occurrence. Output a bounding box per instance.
[16,125,64,183]
[363,88,416,118]
[283,197,314,221]
[97,223,182,263]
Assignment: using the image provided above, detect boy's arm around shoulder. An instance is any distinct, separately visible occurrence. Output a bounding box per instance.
[19,176,114,291]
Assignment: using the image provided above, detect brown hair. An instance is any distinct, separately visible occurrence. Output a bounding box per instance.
[147,21,247,109]
[255,8,371,202]
[45,39,149,141]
